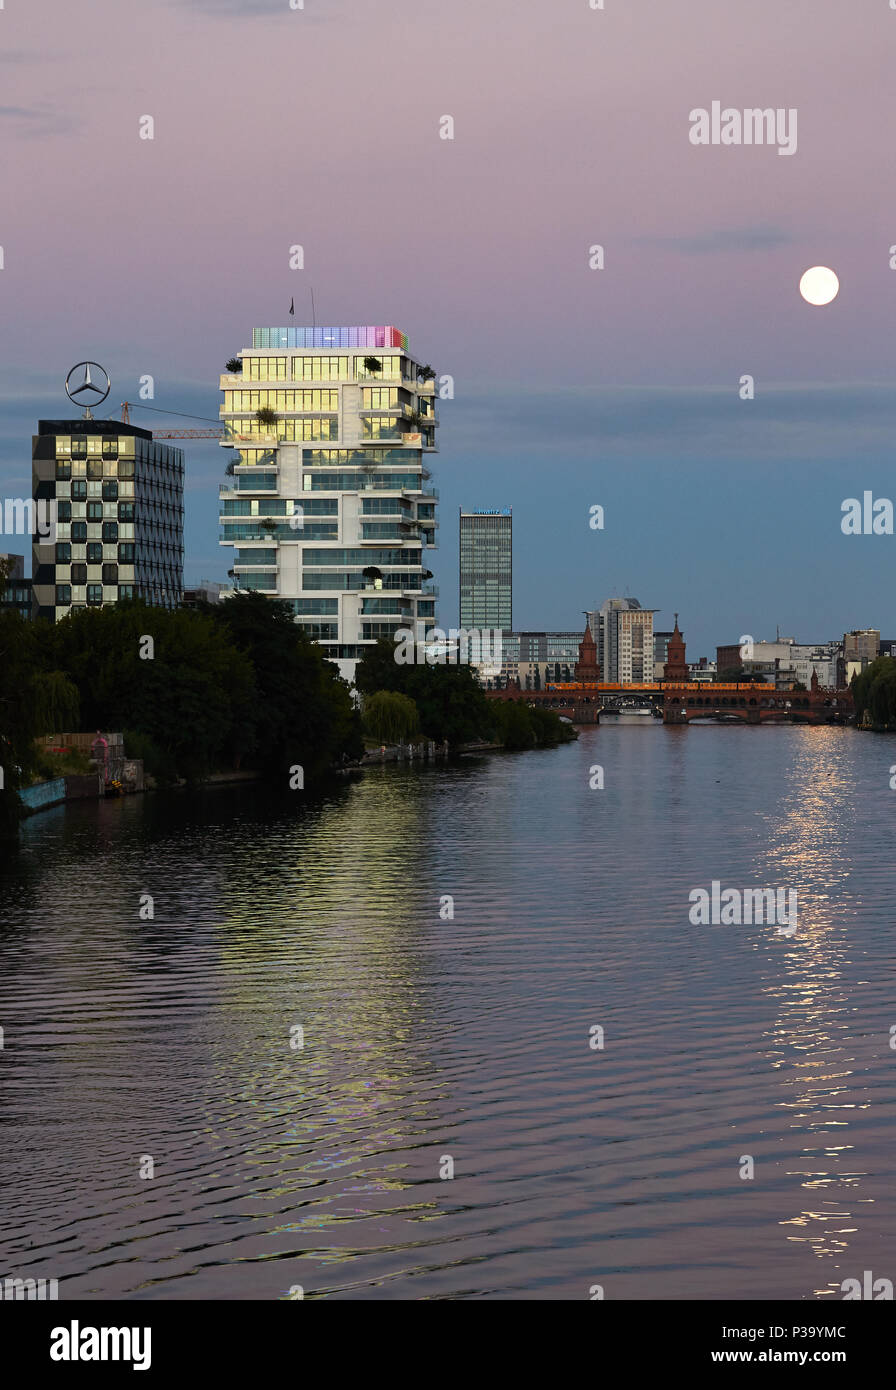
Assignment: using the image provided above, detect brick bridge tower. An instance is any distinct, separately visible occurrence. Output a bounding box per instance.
[575,619,600,683]
[663,614,688,682]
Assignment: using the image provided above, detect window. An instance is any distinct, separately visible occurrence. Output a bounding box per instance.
[118,502,135,522]
[71,439,88,460]
[118,584,135,600]
[71,522,88,542]
[102,480,119,500]
[102,522,119,542]
[86,501,103,521]
[294,355,350,381]
[289,598,338,615]
[119,458,135,479]
[71,479,88,500]
[87,543,103,563]
[56,501,72,522]
[244,355,289,382]
[118,543,135,562]
[102,438,118,458]
[55,584,71,605]
[86,459,104,480]
[70,564,87,584]
[295,621,338,640]
[238,573,277,591]
[102,564,118,585]
[55,460,72,481]
[86,585,103,605]
[55,543,71,563]
[361,387,400,409]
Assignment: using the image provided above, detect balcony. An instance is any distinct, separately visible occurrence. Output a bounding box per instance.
[225,431,279,446]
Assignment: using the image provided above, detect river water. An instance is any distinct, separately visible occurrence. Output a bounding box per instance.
[1,722,894,1300]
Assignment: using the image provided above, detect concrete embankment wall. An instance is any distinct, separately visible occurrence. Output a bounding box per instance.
[19,779,67,813]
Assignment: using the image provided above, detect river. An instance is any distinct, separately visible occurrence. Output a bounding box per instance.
[1,722,894,1300]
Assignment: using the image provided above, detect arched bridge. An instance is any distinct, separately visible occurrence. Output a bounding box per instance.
[485,681,852,726]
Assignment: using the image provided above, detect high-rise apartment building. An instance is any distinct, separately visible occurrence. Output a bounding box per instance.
[588,597,656,683]
[219,326,438,682]
[459,509,512,631]
[32,418,184,621]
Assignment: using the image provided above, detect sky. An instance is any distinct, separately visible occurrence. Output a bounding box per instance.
[2,0,896,654]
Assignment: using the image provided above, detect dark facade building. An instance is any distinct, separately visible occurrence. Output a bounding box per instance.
[0,552,33,620]
[32,419,184,621]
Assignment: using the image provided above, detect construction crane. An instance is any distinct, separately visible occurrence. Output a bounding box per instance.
[118,402,225,440]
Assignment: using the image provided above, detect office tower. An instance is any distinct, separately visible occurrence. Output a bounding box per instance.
[459,509,512,630]
[588,597,657,683]
[219,326,438,683]
[32,418,184,621]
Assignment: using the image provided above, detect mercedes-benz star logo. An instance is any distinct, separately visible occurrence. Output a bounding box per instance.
[65,361,111,413]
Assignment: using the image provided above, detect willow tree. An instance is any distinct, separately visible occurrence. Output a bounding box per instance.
[362,690,420,744]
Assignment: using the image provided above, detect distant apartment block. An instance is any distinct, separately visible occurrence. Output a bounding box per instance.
[491,629,582,688]
[653,630,673,680]
[182,580,228,607]
[219,326,438,683]
[717,637,842,688]
[588,597,656,683]
[459,509,512,632]
[843,629,879,668]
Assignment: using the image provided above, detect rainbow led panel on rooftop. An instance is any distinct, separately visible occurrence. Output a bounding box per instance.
[251,327,408,351]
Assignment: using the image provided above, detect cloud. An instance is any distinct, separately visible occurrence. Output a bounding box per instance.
[634,224,794,255]
[0,105,75,138]
[446,383,896,464]
[0,51,52,65]
[176,0,332,16]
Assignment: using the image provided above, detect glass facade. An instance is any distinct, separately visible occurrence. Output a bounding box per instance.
[459,510,512,630]
[251,326,408,350]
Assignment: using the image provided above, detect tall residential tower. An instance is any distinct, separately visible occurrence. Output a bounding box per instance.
[219,326,439,682]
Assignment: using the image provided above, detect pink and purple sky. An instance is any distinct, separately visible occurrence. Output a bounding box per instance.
[3,0,896,650]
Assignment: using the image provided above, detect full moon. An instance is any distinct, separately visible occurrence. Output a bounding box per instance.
[799,266,839,306]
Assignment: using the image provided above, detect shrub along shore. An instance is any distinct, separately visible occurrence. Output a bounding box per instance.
[0,603,573,836]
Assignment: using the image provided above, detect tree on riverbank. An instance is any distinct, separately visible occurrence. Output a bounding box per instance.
[362,690,419,744]
[206,592,363,776]
[354,639,575,749]
[2,597,363,822]
[354,639,494,745]
[0,610,81,835]
[852,656,896,729]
